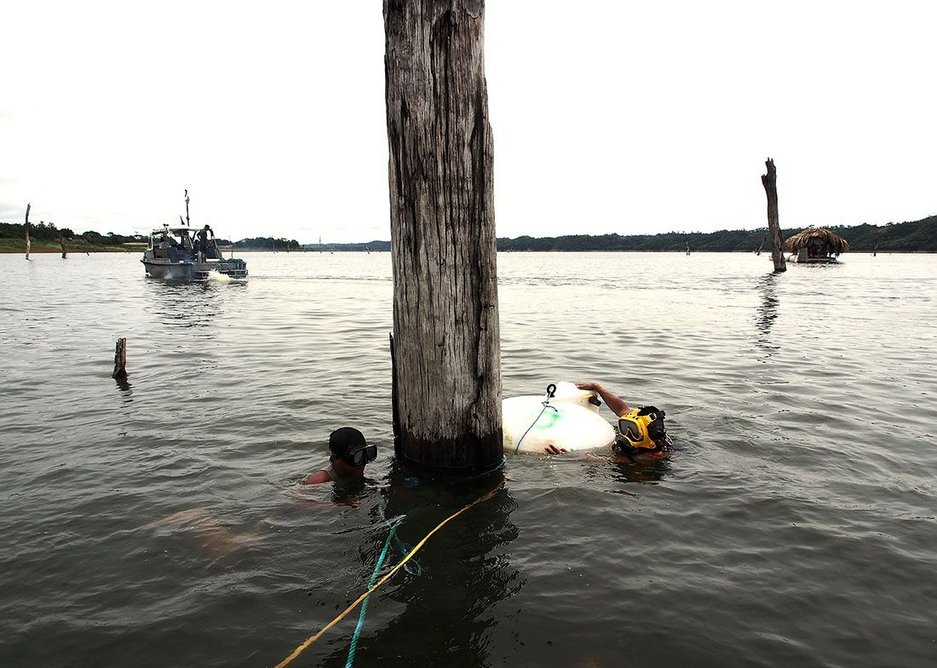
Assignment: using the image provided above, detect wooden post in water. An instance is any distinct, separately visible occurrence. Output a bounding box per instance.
[112,337,128,379]
[24,204,31,260]
[384,0,502,472]
[59,234,68,259]
[761,158,786,273]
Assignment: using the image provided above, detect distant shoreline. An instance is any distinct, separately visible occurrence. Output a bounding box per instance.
[3,213,934,253]
[0,246,136,254]
[5,247,934,255]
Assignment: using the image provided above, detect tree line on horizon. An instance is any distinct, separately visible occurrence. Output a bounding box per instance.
[495,216,936,252]
[0,220,145,248]
[233,236,301,251]
[3,214,934,253]
[309,215,936,253]
[0,220,302,251]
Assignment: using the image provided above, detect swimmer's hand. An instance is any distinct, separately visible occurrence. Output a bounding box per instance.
[575,381,598,392]
[544,444,568,455]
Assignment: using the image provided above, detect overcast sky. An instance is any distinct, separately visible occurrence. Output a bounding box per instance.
[2,1,935,243]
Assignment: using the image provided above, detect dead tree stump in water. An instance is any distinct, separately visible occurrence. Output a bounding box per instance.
[761,158,786,273]
[384,0,502,473]
[112,337,128,379]
[25,204,31,260]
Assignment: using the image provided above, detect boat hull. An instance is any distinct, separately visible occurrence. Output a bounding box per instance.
[142,257,248,281]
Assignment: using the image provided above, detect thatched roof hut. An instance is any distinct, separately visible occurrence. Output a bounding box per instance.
[783,227,849,256]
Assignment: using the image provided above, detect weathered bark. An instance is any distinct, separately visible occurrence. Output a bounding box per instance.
[112,337,128,379]
[389,332,401,451]
[384,0,502,472]
[761,158,786,273]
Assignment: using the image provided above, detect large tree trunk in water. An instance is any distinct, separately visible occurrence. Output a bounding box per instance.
[384,0,502,472]
[761,158,786,273]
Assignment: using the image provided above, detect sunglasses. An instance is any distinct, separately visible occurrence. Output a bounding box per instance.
[342,444,377,467]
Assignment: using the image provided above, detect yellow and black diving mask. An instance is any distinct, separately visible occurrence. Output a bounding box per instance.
[617,406,669,452]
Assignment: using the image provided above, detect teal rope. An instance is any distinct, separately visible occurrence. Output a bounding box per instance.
[514,401,558,453]
[378,504,421,575]
[345,517,403,668]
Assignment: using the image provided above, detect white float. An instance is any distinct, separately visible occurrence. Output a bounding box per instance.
[502,381,616,454]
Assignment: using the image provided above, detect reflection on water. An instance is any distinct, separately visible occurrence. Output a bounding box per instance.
[609,456,671,484]
[140,278,250,379]
[114,373,132,394]
[328,476,369,506]
[143,280,235,333]
[258,463,521,667]
[319,467,521,667]
[755,272,780,357]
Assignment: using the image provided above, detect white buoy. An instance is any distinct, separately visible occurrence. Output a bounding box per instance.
[503,381,616,454]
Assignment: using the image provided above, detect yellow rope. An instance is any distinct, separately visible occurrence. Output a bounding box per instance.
[274,485,500,668]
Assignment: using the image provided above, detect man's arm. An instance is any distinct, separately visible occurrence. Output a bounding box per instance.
[576,381,631,416]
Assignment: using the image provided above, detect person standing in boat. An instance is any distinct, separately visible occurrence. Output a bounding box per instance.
[196,225,212,262]
[302,427,377,485]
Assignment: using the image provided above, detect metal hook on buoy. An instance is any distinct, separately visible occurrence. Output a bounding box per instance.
[545,383,556,399]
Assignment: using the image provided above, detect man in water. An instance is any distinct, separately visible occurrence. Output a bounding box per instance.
[153,427,375,552]
[543,381,671,461]
[577,381,671,460]
[302,427,376,485]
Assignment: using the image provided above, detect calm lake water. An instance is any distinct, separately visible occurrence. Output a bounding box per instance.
[1,250,935,667]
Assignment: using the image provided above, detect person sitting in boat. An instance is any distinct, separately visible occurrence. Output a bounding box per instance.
[155,232,174,257]
[302,427,377,485]
[570,381,672,462]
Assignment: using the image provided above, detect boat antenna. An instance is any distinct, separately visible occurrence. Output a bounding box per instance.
[184,189,190,227]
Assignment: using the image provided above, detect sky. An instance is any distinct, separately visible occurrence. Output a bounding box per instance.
[2,1,935,244]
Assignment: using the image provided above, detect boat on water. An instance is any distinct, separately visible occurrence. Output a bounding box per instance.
[141,193,248,281]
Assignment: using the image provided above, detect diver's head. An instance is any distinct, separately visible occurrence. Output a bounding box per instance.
[615,406,670,454]
[328,427,376,468]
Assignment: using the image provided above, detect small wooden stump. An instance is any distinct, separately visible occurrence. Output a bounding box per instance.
[112,337,128,379]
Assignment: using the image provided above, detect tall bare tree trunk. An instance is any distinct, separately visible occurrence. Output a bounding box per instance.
[384,0,502,472]
[761,158,786,273]
[25,204,31,260]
